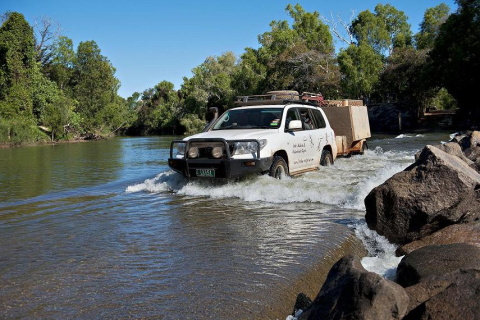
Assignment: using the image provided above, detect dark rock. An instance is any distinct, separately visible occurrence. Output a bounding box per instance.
[464,146,480,161]
[403,269,480,320]
[396,223,480,256]
[395,243,480,287]
[365,145,480,244]
[458,131,480,150]
[299,255,409,320]
[292,293,312,316]
[404,278,451,314]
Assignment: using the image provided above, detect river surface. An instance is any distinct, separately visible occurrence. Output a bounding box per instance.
[0,133,452,319]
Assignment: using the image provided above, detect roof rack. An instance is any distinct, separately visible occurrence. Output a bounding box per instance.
[234,91,323,107]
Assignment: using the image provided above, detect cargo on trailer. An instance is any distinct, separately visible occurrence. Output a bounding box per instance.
[320,100,371,156]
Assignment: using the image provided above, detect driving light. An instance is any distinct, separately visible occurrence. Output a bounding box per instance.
[211,146,223,158]
[188,146,199,158]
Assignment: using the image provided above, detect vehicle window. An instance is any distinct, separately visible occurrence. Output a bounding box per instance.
[285,108,300,130]
[212,108,283,130]
[299,108,315,130]
[312,109,326,128]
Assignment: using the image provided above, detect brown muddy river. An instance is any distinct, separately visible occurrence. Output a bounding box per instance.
[0,133,452,319]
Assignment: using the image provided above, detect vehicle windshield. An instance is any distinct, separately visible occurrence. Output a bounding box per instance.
[212,108,283,130]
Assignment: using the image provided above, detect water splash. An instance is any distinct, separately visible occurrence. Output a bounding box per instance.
[126,148,414,211]
[353,222,402,280]
[395,134,424,139]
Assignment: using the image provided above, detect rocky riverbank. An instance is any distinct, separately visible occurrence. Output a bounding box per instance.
[290,131,480,319]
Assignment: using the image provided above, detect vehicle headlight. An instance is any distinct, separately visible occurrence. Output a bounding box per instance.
[233,139,267,155]
[176,143,186,156]
[188,146,199,158]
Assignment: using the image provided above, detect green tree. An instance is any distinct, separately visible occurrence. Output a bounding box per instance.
[71,40,119,132]
[182,52,237,116]
[180,114,205,136]
[47,36,75,91]
[429,0,480,121]
[232,48,267,96]
[247,4,337,95]
[337,43,383,100]
[0,12,35,118]
[351,4,412,56]
[134,81,181,134]
[286,3,333,53]
[378,47,435,118]
[415,3,450,50]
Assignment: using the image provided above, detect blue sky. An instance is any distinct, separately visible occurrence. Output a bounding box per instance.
[2,0,457,98]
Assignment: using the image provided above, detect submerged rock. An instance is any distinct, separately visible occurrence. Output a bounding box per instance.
[395,243,480,287]
[396,223,480,256]
[365,145,480,244]
[403,269,480,320]
[299,255,409,320]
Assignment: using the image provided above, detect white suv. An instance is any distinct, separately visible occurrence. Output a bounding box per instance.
[168,101,337,179]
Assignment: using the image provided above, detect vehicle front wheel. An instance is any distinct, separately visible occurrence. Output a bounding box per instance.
[269,156,289,179]
[320,149,333,166]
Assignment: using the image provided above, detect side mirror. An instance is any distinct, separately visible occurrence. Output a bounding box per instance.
[288,120,302,131]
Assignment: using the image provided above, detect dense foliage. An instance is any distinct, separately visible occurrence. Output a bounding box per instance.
[0,12,133,145]
[1,1,478,144]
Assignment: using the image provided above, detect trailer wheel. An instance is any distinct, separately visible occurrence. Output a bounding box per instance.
[320,149,333,166]
[269,156,289,179]
[359,141,368,155]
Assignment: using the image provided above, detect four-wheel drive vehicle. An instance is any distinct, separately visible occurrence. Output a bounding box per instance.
[168,101,337,179]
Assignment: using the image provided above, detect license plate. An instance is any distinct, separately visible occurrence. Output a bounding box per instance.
[196,169,215,177]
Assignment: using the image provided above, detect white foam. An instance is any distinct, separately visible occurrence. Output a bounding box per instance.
[125,148,414,212]
[353,223,402,280]
[395,134,424,139]
[450,132,459,140]
[126,171,187,193]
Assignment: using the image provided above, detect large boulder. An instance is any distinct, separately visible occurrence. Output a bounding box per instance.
[365,145,480,244]
[299,255,409,320]
[458,130,480,150]
[403,269,480,320]
[403,278,452,315]
[396,223,480,256]
[469,131,480,148]
[395,243,480,287]
[415,142,473,166]
[464,146,480,161]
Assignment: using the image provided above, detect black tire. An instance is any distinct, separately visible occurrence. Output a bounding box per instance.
[269,156,289,179]
[320,149,333,166]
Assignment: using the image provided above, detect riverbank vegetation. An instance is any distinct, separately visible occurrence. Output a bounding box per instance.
[1,0,479,146]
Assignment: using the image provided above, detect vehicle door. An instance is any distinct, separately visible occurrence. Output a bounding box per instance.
[310,108,330,164]
[283,107,317,173]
